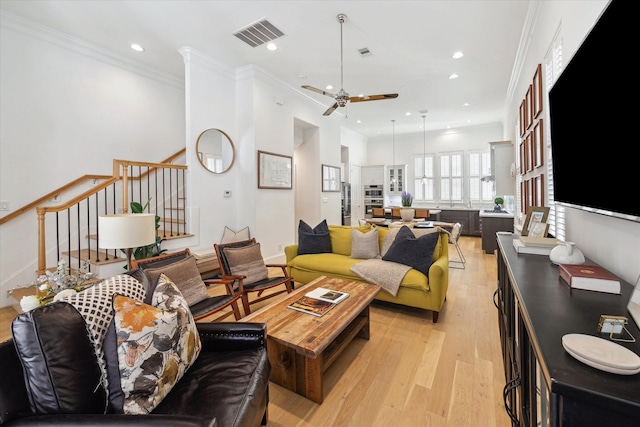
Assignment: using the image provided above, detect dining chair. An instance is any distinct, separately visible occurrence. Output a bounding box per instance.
[414,208,430,220]
[371,207,386,218]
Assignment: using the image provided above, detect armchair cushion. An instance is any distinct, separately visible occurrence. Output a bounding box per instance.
[223,242,268,285]
[298,219,331,255]
[108,274,201,415]
[141,255,209,307]
[382,226,440,276]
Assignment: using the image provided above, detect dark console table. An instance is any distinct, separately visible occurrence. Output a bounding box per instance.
[495,233,640,426]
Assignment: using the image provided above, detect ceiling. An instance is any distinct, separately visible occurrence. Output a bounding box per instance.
[0,1,530,138]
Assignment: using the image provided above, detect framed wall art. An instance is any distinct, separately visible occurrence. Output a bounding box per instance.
[532,63,543,119]
[525,84,533,131]
[321,164,341,192]
[534,119,544,168]
[257,150,292,189]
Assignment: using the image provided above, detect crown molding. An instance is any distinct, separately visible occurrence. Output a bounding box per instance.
[1,11,183,90]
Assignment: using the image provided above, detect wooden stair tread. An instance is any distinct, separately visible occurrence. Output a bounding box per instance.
[63,249,125,266]
[157,230,194,241]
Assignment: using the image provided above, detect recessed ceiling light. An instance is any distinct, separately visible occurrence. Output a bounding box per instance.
[356,120,362,124]
[405,112,411,116]
[298,73,307,79]
[131,44,144,52]
[326,85,334,90]
[449,73,459,79]
[266,43,278,51]
[452,51,464,59]
[463,103,470,107]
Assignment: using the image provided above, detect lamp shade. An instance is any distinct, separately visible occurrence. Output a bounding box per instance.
[98,214,156,249]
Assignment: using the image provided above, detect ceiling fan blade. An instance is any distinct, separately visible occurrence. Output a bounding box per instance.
[323,102,339,116]
[349,93,399,103]
[302,85,335,98]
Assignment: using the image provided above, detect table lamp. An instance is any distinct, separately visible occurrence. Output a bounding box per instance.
[98,213,156,270]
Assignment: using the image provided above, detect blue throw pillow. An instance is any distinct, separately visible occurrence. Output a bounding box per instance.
[298,219,332,255]
[382,226,439,276]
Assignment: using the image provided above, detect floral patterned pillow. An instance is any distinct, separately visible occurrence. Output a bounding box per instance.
[112,273,201,414]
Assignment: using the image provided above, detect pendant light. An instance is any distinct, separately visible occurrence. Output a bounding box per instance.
[421,113,428,183]
[390,119,396,184]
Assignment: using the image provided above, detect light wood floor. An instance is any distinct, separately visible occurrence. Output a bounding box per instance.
[0,236,509,426]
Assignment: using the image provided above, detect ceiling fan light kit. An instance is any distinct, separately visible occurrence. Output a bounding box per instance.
[302,13,398,116]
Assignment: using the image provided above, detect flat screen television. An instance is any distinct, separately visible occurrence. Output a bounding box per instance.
[548,0,639,222]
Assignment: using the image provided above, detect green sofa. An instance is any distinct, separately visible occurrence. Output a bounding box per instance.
[284,224,449,322]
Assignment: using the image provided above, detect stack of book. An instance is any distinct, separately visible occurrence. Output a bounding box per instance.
[512,236,559,255]
[287,287,349,317]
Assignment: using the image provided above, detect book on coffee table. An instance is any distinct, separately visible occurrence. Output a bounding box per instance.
[287,296,336,317]
[558,264,621,295]
[305,287,349,304]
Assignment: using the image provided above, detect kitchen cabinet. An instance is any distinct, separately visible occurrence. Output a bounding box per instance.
[480,213,513,254]
[495,234,640,426]
[385,164,406,195]
[362,166,384,186]
[439,209,480,236]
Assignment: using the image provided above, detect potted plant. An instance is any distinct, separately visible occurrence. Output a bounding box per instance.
[401,191,413,207]
[493,196,504,212]
[400,191,415,222]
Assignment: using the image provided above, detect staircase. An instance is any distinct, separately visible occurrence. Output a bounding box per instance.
[30,151,190,276]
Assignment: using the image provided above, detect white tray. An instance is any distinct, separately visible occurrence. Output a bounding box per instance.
[562,334,640,375]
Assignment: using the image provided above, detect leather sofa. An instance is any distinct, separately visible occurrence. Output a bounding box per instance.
[0,300,270,427]
[285,224,449,322]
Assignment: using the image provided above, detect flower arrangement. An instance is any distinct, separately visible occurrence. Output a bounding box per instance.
[19,259,95,312]
[401,191,413,207]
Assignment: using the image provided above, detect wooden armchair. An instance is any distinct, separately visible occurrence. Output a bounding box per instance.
[215,238,294,316]
[131,248,243,321]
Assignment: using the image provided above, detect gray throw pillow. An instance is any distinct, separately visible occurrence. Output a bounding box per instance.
[141,255,209,307]
[350,227,379,259]
[381,225,439,276]
[298,219,331,255]
[223,242,269,285]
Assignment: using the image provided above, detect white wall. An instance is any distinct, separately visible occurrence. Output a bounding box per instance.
[504,0,640,285]
[0,14,185,307]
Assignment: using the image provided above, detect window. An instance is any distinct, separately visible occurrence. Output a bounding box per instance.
[440,152,463,203]
[468,151,492,203]
[413,154,435,201]
[544,32,564,239]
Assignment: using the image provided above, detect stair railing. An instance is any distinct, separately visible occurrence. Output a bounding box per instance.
[34,151,187,275]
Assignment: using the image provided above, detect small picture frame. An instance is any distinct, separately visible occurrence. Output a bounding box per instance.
[258,150,292,189]
[521,206,550,237]
[529,221,549,238]
[322,164,341,192]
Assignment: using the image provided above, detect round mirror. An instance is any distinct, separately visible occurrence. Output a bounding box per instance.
[196,128,235,174]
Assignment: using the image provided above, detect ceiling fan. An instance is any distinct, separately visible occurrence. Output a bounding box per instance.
[302,14,399,116]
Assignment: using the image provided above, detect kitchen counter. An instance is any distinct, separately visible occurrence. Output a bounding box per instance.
[479,209,514,218]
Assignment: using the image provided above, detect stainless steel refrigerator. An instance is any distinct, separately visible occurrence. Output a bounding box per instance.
[341,182,351,225]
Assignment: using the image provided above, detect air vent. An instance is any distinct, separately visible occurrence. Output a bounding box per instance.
[233,19,285,48]
[358,47,371,56]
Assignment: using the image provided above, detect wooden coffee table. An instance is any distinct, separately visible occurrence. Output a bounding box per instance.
[242,276,380,403]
